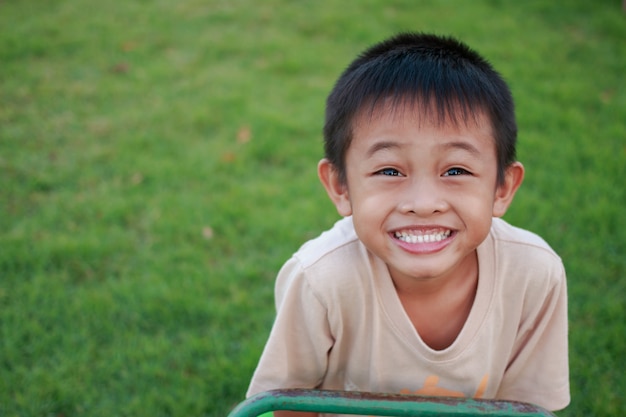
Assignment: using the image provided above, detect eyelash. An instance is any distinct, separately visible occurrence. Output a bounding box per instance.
[376,168,402,176]
[443,167,471,176]
[376,167,471,177]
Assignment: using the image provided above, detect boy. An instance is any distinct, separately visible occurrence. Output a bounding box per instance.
[247,32,570,413]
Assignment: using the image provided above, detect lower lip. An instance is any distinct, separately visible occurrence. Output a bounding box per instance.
[390,232,454,254]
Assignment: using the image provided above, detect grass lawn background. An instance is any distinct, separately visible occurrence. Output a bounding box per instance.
[1,1,624,416]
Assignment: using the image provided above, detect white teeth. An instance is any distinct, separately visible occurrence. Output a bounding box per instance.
[394,229,451,244]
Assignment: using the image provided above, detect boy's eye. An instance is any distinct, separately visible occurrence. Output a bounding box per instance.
[377,168,402,176]
[443,167,470,176]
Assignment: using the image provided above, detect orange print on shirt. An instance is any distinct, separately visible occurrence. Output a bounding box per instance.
[400,374,489,398]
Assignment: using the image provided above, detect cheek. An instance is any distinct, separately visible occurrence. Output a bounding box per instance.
[453,189,496,216]
[351,185,397,209]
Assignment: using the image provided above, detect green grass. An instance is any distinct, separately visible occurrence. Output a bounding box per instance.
[1,1,624,416]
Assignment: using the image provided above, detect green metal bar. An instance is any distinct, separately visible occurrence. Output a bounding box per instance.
[228,389,555,417]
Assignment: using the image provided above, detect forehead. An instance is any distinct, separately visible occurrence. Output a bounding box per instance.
[351,99,496,148]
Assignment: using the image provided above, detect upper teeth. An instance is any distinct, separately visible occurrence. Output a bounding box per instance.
[394,229,451,243]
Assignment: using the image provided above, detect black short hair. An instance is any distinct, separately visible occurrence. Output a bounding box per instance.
[323,32,517,185]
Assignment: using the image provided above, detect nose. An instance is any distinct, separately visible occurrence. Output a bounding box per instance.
[398,176,448,216]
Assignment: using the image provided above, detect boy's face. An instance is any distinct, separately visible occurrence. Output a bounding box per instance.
[319,107,523,287]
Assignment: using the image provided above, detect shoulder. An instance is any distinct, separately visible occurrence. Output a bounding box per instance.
[490,218,555,250]
[292,216,362,268]
[490,218,562,264]
[486,218,566,294]
[275,217,373,306]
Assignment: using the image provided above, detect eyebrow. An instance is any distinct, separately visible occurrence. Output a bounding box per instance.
[366,140,482,158]
[440,141,482,157]
[365,141,404,158]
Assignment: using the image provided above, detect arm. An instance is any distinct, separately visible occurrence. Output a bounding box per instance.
[497,262,570,411]
[247,258,333,398]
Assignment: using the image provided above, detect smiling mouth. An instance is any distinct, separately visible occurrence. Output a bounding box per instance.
[393,228,452,244]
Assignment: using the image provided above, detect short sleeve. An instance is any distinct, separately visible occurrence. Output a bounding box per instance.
[246,257,334,397]
[496,261,570,411]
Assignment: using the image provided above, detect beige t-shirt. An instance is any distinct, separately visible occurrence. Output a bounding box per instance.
[247,217,570,411]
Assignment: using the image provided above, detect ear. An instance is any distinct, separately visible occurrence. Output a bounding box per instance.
[492,162,525,217]
[318,158,353,217]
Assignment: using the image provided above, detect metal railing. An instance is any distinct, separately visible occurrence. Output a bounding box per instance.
[228,389,555,417]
